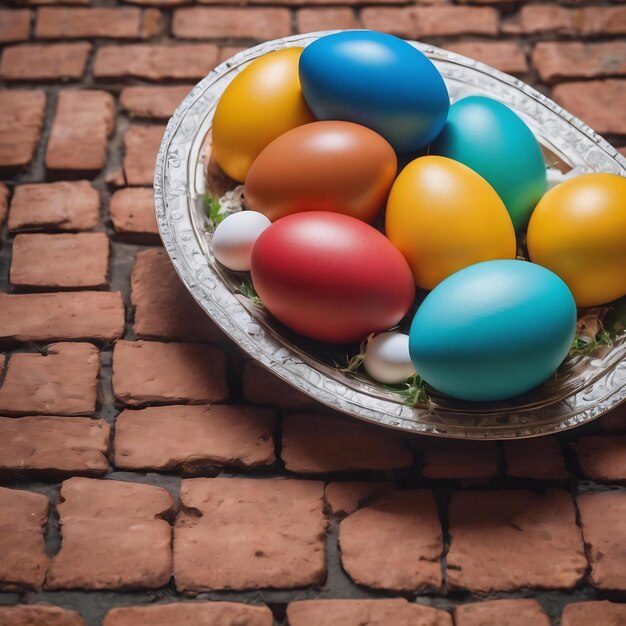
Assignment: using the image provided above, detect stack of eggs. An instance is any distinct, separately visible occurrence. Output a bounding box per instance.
[210,30,626,403]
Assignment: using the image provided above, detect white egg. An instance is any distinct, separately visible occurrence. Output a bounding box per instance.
[211,210,271,271]
[363,332,416,384]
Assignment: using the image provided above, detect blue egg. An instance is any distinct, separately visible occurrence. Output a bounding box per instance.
[299,31,449,154]
[430,96,547,231]
[409,260,576,402]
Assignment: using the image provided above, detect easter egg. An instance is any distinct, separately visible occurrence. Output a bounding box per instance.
[299,31,449,154]
[527,173,626,307]
[430,96,547,230]
[409,260,577,402]
[250,212,415,343]
[385,156,516,290]
[211,211,271,271]
[212,48,315,182]
[245,121,397,223]
[363,332,416,384]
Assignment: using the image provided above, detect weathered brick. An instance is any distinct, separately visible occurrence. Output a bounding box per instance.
[0,605,86,626]
[131,248,221,342]
[46,90,115,173]
[297,8,358,33]
[0,10,31,43]
[244,361,312,409]
[455,599,550,626]
[218,46,246,63]
[512,6,626,36]
[11,233,110,289]
[600,401,626,433]
[578,492,626,591]
[112,340,228,406]
[94,44,219,81]
[287,599,452,626]
[0,343,99,416]
[126,0,189,6]
[504,437,568,480]
[552,80,626,135]
[572,435,626,482]
[447,490,586,592]
[0,416,110,477]
[0,183,7,227]
[123,125,165,186]
[114,404,275,471]
[0,292,124,344]
[445,41,528,75]
[282,413,413,474]
[109,187,159,241]
[0,487,49,592]
[16,0,88,5]
[340,490,442,591]
[325,481,396,516]
[0,90,46,169]
[172,8,291,40]
[120,85,191,119]
[562,601,626,626]
[9,181,100,233]
[47,477,176,590]
[420,439,500,480]
[0,43,89,80]
[174,477,326,592]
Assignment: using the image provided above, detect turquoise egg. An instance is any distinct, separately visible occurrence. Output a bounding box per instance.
[430,96,547,231]
[409,260,576,402]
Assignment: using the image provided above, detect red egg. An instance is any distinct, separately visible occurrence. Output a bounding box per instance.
[250,212,415,343]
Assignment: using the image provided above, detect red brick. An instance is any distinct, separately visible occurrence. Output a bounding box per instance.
[0,10,31,43]
[126,0,189,6]
[325,481,396,516]
[114,404,275,471]
[455,599,550,626]
[219,46,246,63]
[123,125,165,186]
[47,477,175,590]
[46,90,115,173]
[447,489,586,592]
[244,361,312,409]
[562,601,626,626]
[552,80,626,135]
[11,233,110,289]
[420,439,500,480]
[0,416,110,476]
[0,605,85,626]
[131,248,221,342]
[287,599,452,626]
[512,6,626,36]
[0,487,49,591]
[120,85,191,120]
[572,435,626,482]
[17,0,88,5]
[339,490,442,591]
[109,187,159,241]
[103,603,273,626]
[533,42,626,83]
[112,340,228,406]
[580,7,626,36]
[0,43,89,80]
[600,401,626,433]
[282,413,413,474]
[445,41,528,75]
[174,477,326,592]
[0,90,46,168]
[9,181,100,233]
[0,183,7,227]
[0,292,124,344]
[0,343,99,416]
[172,8,291,40]
[94,44,219,81]
[297,8,359,33]
[504,437,568,480]
[578,493,626,591]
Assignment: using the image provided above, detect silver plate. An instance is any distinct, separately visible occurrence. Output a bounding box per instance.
[154,31,626,440]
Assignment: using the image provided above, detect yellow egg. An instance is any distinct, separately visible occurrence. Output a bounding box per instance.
[385,156,516,290]
[212,48,315,182]
[527,173,626,307]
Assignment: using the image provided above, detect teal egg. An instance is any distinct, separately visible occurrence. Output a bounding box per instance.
[430,96,547,231]
[408,260,576,402]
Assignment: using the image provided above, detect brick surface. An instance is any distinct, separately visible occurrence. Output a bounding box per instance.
[123,125,166,186]
[561,601,626,626]
[109,187,159,241]
[447,490,586,592]
[0,43,90,80]
[600,402,626,433]
[0,416,110,476]
[0,183,7,227]
[325,481,396,516]
[420,440,500,480]
[0,343,99,416]
[11,233,110,289]
[46,90,115,173]
[339,490,442,591]
[455,599,550,626]
[287,599,452,626]
[573,435,626,482]
[577,493,626,591]
[282,413,413,474]
[112,340,228,406]
[243,361,312,409]
[504,437,568,480]
[0,10,31,43]
[513,6,626,36]
[445,41,528,75]
[114,404,275,471]
[0,90,46,168]
[120,85,191,119]
[0,487,49,591]
[0,605,86,626]
[174,477,326,592]
[47,477,175,590]
[296,8,358,33]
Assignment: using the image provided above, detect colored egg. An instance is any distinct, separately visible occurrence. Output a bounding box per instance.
[363,332,416,384]
[409,260,577,402]
[430,96,547,231]
[299,31,449,154]
[245,121,397,223]
[250,212,415,343]
[212,48,315,183]
[527,173,626,307]
[385,156,516,290]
